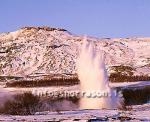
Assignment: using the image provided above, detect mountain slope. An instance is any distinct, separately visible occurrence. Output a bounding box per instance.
[0,27,150,77]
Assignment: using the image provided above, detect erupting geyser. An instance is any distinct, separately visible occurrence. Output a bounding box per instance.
[77,37,120,109]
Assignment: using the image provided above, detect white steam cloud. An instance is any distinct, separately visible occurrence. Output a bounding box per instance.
[77,37,120,109]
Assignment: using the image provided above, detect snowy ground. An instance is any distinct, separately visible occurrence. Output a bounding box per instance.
[0,103,149,121]
[110,81,150,89]
[0,81,150,121]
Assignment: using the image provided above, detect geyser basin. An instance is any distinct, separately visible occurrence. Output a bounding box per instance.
[0,85,150,113]
[77,37,120,109]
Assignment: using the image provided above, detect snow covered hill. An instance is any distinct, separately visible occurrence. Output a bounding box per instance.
[0,26,150,77]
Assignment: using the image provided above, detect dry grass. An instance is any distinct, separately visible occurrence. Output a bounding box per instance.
[109,74,150,82]
[6,74,150,88]
[0,92,40,115]
[6,77,79,87]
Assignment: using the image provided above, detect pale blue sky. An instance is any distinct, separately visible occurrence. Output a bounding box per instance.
[0,0,150,38]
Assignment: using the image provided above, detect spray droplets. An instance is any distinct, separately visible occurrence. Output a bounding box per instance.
[77,37,120,109]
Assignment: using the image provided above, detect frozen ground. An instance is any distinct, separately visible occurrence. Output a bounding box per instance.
[0,81,150,121]
[0,103,149,121]
[110,81,150,89]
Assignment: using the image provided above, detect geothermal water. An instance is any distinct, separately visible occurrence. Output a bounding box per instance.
[77,37,120,109]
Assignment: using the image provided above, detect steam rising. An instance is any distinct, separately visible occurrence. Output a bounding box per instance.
[77,37,119,109]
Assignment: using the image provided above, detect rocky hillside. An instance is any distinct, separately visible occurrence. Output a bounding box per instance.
[0,26,150,78]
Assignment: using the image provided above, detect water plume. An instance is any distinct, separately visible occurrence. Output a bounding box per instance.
[77,37,119,109]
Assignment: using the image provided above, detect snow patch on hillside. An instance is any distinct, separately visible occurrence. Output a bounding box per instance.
[1,27,150,77]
